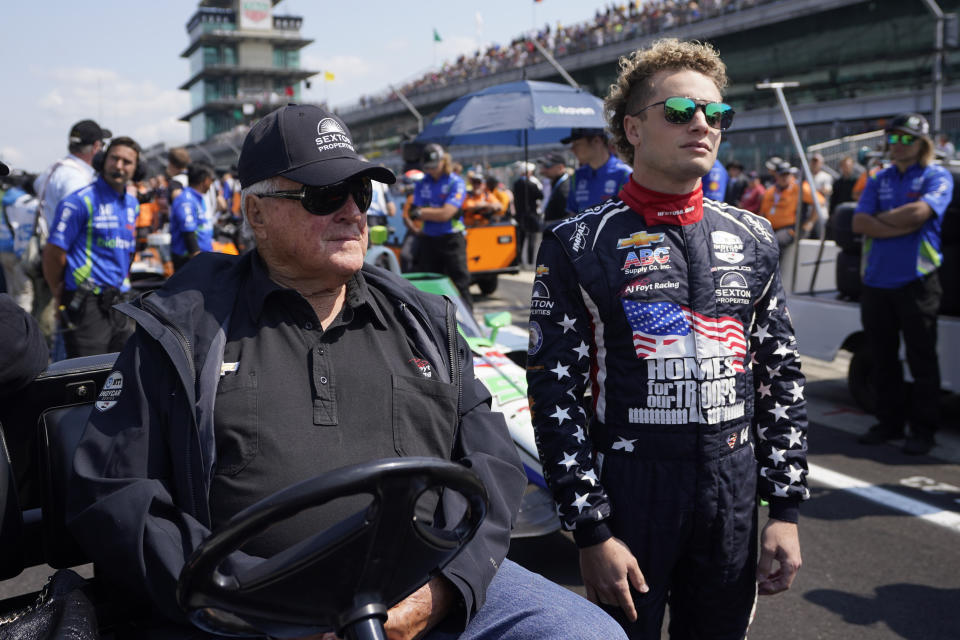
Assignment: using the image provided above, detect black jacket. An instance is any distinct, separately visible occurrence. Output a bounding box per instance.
[0,293,48,396]
[66,251,526,628]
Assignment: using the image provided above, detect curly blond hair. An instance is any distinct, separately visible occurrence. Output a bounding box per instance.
[605,39,728,160]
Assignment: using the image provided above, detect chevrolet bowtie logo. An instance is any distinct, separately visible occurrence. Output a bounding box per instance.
[617,231,665,249]
[536,264,550,276]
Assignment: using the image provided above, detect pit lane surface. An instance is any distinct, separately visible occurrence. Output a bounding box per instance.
[1,272,955,638]
[485,271,960,640]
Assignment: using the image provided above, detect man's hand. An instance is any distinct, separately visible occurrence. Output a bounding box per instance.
[579,536,648,622]
[292,575,455,640]
[757,519,802,596]
[381,575,455,640]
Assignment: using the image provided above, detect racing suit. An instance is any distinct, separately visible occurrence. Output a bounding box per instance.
[528,178,809,638]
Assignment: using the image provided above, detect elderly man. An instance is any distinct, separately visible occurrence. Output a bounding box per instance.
[67,104,624,640]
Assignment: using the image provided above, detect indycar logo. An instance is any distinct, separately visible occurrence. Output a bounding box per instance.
[95,371,124,412]
[617,231,665,249]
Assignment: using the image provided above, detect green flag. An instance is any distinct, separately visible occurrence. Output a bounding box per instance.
[433,28,442,42]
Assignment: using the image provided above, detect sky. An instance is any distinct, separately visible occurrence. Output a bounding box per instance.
[1,1,618,173]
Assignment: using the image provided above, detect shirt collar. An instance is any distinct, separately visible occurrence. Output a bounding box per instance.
[93,176,129,204]
[619,179,704,226]
[245,251,387,329]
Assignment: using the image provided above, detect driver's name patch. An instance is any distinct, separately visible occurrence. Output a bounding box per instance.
[95,371,124,412]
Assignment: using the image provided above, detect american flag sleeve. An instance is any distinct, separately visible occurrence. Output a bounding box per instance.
[526,234,613,545]
[750,267,810,521]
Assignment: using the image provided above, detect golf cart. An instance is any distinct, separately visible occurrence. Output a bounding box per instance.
[0,353,487,639]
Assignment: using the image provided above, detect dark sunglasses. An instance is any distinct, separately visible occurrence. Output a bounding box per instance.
[887,133,917,146]
[631,96,735,131]
[258,176,372,216]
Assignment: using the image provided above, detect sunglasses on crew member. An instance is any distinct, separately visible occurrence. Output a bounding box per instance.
[257,176,373,216]
[887,133,917,146]
[631,96,735,131]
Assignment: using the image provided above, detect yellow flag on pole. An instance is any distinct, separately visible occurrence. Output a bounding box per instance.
[324,71,335,81]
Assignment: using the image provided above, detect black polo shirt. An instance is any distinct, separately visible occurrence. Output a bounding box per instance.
[209,253,438,555]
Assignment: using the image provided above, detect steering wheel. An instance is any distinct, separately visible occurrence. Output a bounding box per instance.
[176,457,487,640]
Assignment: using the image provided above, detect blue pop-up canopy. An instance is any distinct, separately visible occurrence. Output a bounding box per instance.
[416,80,607,147]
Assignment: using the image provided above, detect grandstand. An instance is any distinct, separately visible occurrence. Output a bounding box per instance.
[337,0,960,172]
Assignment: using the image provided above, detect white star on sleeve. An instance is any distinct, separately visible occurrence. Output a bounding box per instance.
[612,437,637,452]
[550,405,571,425]
[773,483,790,498]
[773,341,792,358]
[786,464,805,484]
[572,425,586,443]
[559,451,579,469]
[757,425,769,441]
[786,426,803,448]
[765,364,781,379]
[757,381,772,398]
[788,381,805,401]
[557,314,577,334]
[565,387,577,400]
[752,324,772,343]
[572,341,590,360]
[768,296,778,311]
[768,402,789,422]
[750,351,759,366]
[579,469,598,486]
[571,492,590,513]
[759,466,769,478]
[768,448,786,464]
[550,361,571,380]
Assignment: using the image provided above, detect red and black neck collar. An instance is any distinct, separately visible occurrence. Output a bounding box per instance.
[619,179,704,226]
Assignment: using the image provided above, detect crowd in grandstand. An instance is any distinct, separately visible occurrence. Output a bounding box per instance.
[353,0,779,108]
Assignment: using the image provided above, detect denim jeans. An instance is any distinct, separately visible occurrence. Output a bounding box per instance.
[426,559,627,640]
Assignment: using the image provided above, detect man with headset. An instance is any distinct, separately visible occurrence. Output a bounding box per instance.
[41,136,141,357]
[31,119,112,342]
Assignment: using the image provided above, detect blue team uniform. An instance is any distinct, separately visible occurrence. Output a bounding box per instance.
[47,176,139,292]
[856,163,953,288]
[170,186,214,256]
[703,159,729,201]
[412,172,466,236]
[567,154,632,213]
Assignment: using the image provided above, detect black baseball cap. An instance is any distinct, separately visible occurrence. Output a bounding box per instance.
[421,143,445,171]
[238,104,395,188]
[0,160,8,177]
[775,161,796,175]
[69,120,112,146]
[885,113,931,139]
[537,151,567,167]
[560,127,606,144]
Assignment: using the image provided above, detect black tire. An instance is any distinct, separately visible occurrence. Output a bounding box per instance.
[831,202,862,255]
[476,274,498,296]
[847,346,877,414]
